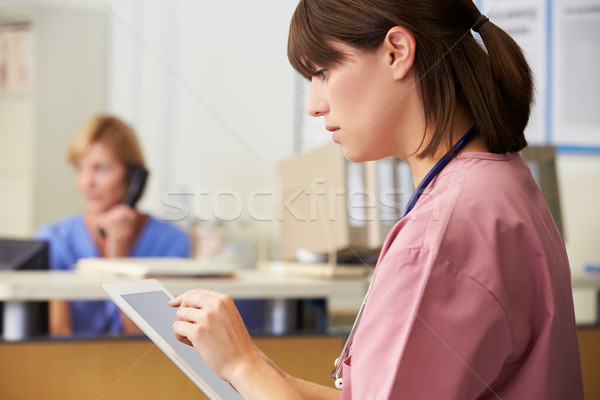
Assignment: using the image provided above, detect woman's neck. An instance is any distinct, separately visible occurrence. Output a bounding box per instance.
[405,112,488,188]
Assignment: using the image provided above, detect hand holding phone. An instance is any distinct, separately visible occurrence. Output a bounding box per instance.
[99,165,149,238]
[97,205,139,256]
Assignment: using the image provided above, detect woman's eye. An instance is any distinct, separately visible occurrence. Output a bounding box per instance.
[97,164,110,173]
[315,69,328,80]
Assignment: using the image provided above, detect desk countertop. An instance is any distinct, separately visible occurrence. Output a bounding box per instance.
[572,272,600,288]
[0,270,370,313]
[571,273,600,325]
[2,269,596,317]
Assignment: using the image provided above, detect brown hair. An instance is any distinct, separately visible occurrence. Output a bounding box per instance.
[288,0,533,157]
[68,115,146,167]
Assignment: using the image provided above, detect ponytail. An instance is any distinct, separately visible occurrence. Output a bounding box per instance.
[457,1,534,153]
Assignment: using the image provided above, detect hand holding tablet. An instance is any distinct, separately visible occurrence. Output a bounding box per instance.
[104,279,304,400]
[103,280,243,400]
[169,288,260,384]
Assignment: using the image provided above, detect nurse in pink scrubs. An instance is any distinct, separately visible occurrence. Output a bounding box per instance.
[170,0,584,399]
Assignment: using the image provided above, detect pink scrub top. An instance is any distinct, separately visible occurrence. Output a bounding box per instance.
[341,152,583,399]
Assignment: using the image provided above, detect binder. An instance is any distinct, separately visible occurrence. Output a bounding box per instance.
[277,143,412,261]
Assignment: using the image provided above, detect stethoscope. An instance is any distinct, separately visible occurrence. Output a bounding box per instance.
[331,125,476,390]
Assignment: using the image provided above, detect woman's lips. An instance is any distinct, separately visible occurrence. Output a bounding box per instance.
[326,126,340,143]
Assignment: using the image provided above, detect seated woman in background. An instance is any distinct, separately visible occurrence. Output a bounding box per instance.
[35,115,190,336]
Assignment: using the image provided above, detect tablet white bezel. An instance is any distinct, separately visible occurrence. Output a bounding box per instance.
[103,279,240,400]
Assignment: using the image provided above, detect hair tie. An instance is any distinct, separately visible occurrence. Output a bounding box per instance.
[472,15,490,33]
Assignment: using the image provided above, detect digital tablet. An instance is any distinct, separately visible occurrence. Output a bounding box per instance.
[103,279,243,400]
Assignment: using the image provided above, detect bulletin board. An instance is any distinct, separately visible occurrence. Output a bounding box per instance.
[0,24,33,94]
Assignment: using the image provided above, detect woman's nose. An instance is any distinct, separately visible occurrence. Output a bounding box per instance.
[306,79,329,117]
[78,170,95,189]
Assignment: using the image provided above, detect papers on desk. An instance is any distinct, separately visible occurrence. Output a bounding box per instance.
[76,257,237,278]
[277,143,414,261]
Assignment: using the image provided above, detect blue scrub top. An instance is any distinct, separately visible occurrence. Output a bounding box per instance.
[35,214,190,335]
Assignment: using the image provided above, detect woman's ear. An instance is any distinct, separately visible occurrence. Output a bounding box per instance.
[383,26,416,81]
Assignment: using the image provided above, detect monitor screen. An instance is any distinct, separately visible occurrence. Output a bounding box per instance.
[0,238,50,337]
[0,239,49,270]
[520,146,564,237]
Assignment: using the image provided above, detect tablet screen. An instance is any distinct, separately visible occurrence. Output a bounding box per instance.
[122,291,241,398]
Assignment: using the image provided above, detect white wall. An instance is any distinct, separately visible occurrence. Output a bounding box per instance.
[558,154,600,272]
[0,4,106,236]
[33,7,107,228]
[105,0,298,227]
[1,0,598,273]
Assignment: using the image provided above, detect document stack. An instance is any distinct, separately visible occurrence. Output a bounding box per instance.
[276,142,414,263]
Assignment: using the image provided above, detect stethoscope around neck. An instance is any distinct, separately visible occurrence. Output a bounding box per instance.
[331,126,476,390]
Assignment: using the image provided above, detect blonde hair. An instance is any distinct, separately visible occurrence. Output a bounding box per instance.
[68,115,145,167]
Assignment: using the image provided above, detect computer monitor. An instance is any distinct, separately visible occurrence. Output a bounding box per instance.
[0,238,50,337]
[520,146,564,237]
[0,239,49,271]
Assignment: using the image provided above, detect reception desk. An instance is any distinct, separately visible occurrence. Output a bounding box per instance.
[0,269,370,340]
[1,269,599,399]
[0,269,361,399]
[0,334,346,400]
[0,269,369,307]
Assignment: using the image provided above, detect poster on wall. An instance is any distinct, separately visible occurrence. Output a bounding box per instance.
[478,0,549,146]
[551,0,600,150]
[0,25,34,94]
[478,0,600,151]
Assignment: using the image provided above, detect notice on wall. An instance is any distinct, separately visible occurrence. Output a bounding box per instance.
[478,0,549,145]
[478,0,600,150]
[552,0,600,149]
[0,25,34,94]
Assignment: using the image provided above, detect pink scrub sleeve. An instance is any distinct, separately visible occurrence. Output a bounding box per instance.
[342,248,512,400]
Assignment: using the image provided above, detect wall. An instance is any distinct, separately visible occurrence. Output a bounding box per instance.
[105,1,297,229]
[33,7,107,228]
[558,153,600,272]
[101,1,600,272]
[0,0,598,274]
[0,4,106,236]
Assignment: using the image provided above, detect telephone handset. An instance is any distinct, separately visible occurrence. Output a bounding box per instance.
[98,165,149,238]
[122,165,149,208]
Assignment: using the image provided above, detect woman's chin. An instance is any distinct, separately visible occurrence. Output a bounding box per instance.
[85,202,115,214]
[341,146,372,163]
